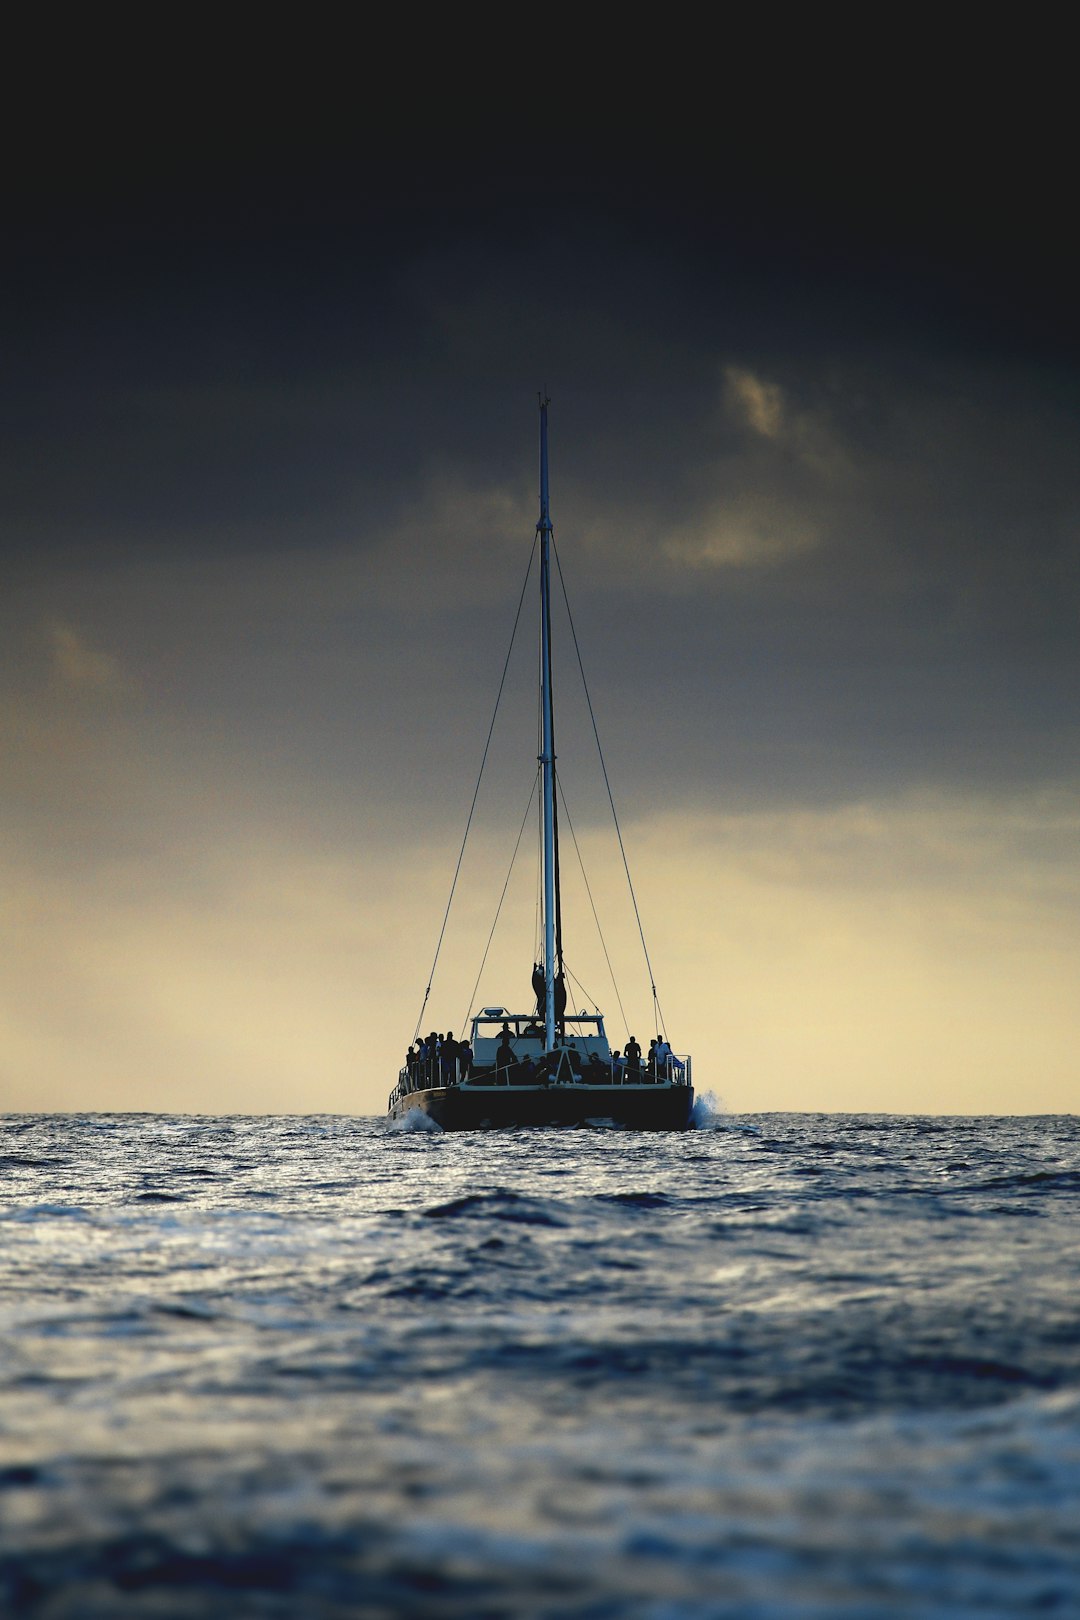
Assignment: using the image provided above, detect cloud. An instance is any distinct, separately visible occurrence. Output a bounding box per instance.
[48,620,129,695]
[722,363,854,481]
[662,493,821,569]
[630,367,853,573]
[724,366,786,439]
[358,466,536,613]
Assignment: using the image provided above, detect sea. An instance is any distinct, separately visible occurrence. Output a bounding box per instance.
[1,1107,1078,1618]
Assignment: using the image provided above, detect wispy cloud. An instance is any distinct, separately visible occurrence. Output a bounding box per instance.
[360,467,536,612]
[723,363,853,480]
[663,493,820,569]
[724,366,786,439]
[47,620,129,696]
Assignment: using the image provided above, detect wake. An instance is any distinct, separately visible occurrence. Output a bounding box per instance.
[386,1107,443,1134]
[691,1090,745,1130]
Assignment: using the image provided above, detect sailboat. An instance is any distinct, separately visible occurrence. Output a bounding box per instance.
[388,400,694,1130]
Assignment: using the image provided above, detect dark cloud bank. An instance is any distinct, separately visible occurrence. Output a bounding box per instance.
[6,118,1078,832]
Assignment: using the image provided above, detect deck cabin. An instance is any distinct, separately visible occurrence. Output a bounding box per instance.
[469,1006,611,1077]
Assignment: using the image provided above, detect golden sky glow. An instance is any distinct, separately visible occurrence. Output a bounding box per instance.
[4,742,1078,1115]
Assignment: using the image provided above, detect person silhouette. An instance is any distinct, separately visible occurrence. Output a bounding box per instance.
[441,1031,458,1084]
[496,1032,515,1073]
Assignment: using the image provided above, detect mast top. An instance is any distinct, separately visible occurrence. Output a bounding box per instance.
[537,394,553,539]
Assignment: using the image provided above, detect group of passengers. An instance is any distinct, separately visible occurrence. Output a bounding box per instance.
[403,1025,682,1090]
[404,1031,473,1090]
[493,1026,684,1084]
[613,1035,683,1080]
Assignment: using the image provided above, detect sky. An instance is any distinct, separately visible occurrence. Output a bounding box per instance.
[3,73,1079,1115]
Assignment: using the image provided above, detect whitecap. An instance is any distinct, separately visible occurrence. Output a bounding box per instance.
[690,1090,733,1130]
[386,1107,443,1134]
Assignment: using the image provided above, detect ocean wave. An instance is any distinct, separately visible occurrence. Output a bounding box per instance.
[1,1111,1078,1616]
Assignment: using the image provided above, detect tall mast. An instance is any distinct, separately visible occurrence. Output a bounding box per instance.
[538,396,558,1052]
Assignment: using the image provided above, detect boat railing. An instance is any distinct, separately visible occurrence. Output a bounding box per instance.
[398,1056,468,1096]
[395,1051,691,1095]
[663,1054,691,1087]
[459,1056,692,1087]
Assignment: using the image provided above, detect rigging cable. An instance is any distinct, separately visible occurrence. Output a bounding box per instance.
[562,961,601,1015]
[551,536,668,1039]
[556,777,630,1036]
[461,768,541,1036]
[411,535,538,1042]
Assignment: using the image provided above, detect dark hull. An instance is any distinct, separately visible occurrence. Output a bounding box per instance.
[389,1080,695,1132]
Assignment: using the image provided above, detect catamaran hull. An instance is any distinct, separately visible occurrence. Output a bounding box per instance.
[389,1082,695,1132]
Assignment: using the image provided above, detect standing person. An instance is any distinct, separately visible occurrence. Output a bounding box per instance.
[457,1036,473,1081]
[427,1033,439,1086]
[441,1031,458,1084]
[647,1038,658,1079]
[625,1035,641,1079]
[655,1036,673,1077]
[496,1030,515,1073]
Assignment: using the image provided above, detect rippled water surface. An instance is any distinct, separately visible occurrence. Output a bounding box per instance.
[2,1109,1079,1616]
